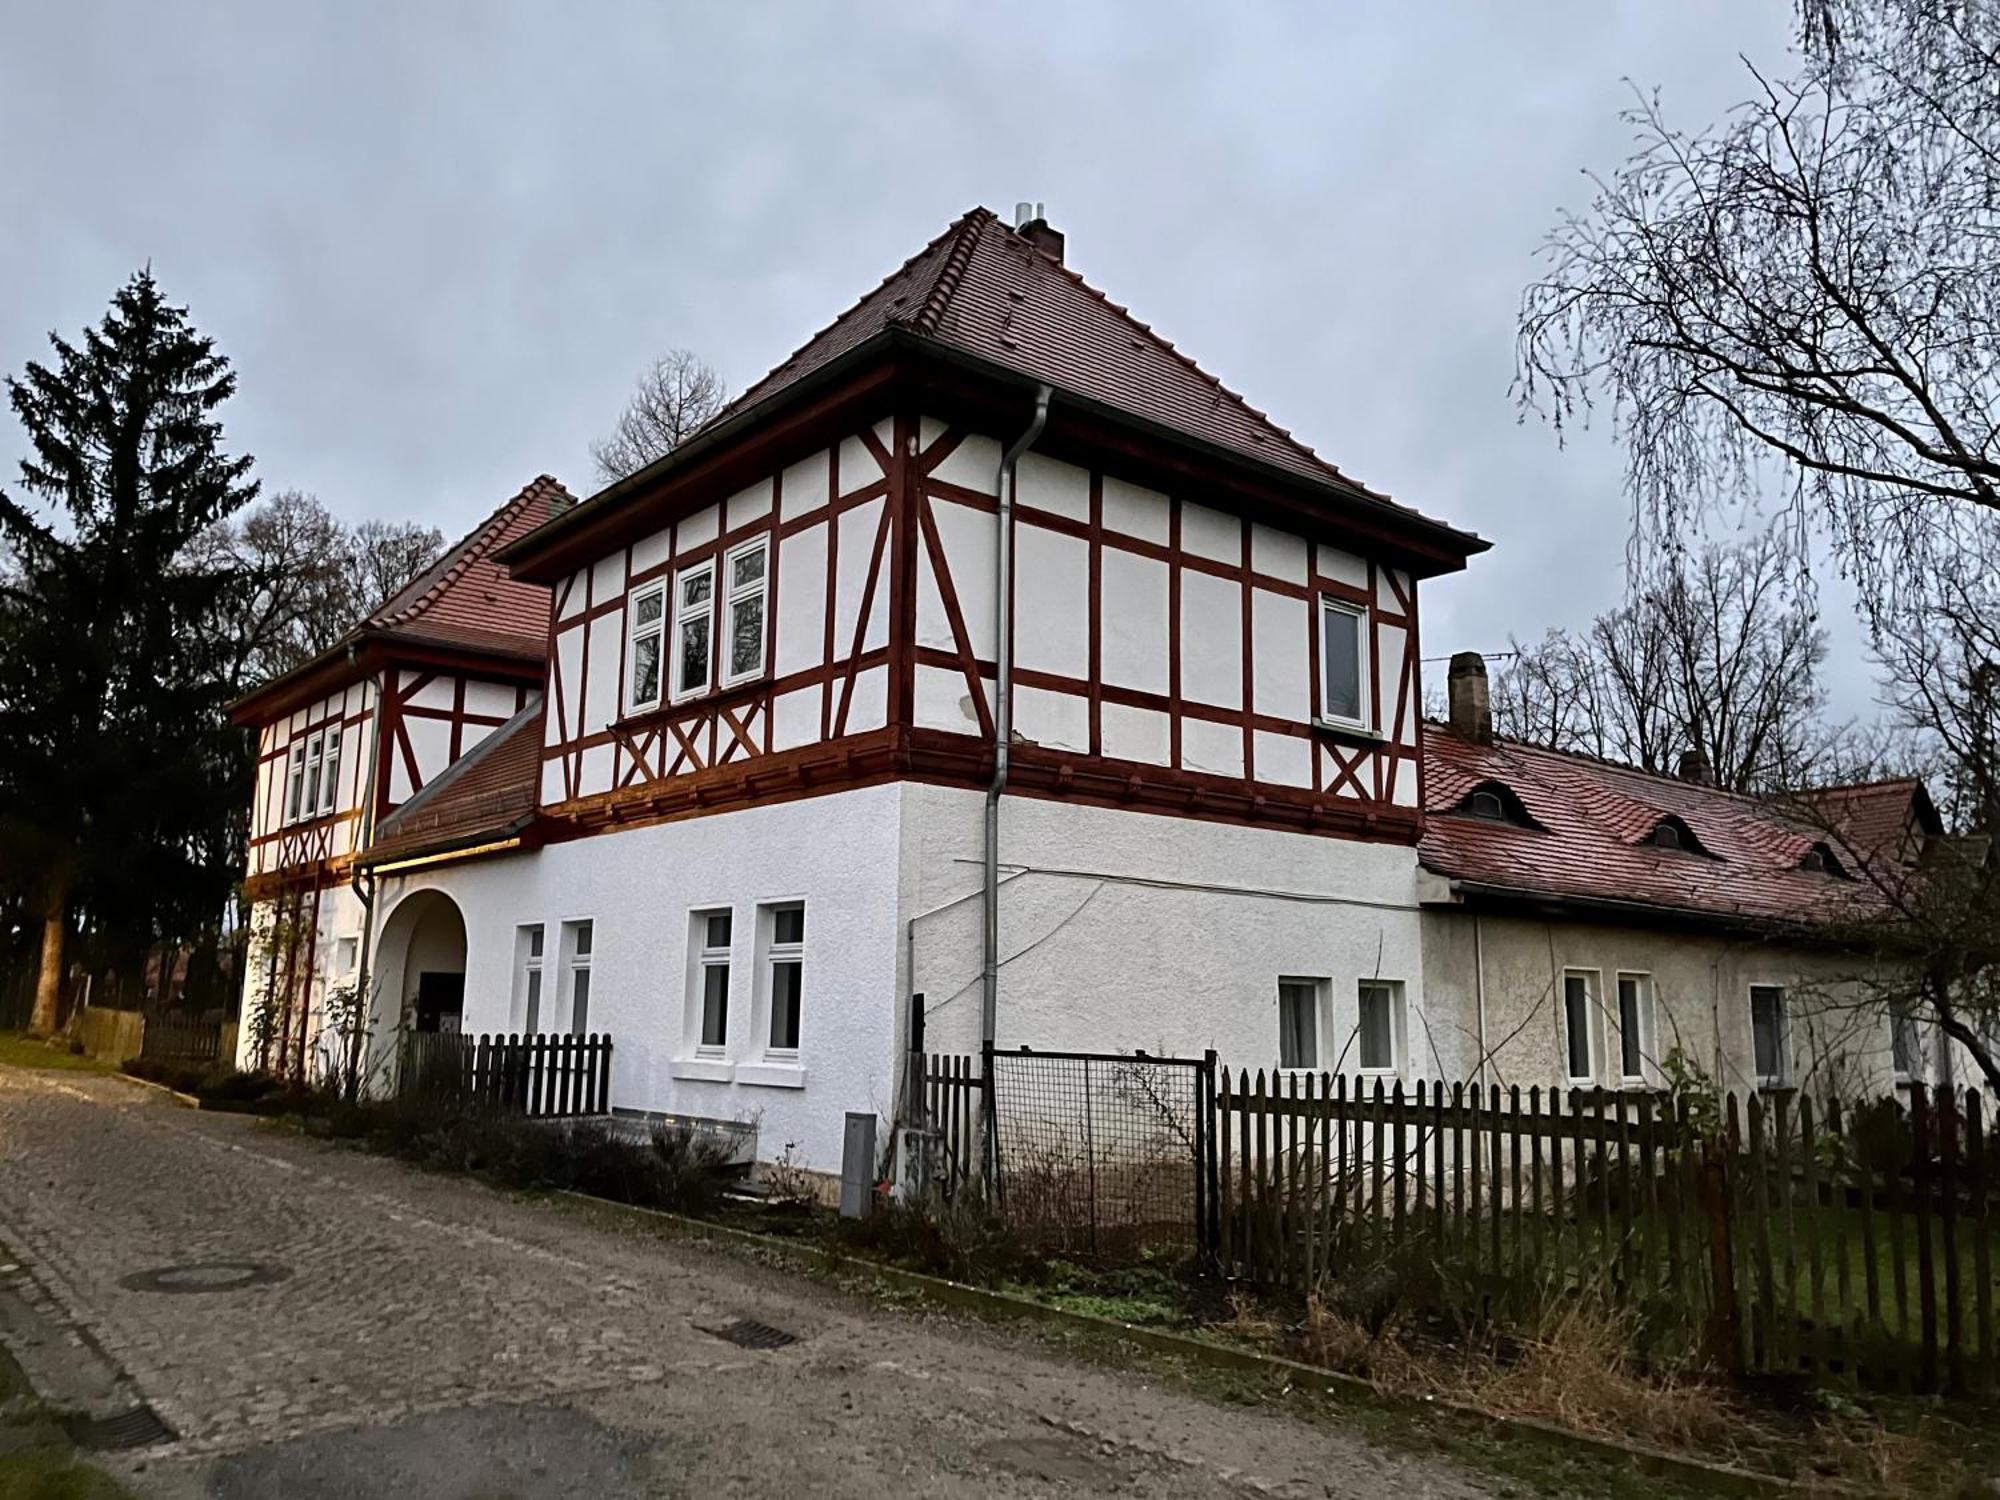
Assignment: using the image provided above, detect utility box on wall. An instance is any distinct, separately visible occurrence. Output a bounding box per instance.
[840,1112,877,1220]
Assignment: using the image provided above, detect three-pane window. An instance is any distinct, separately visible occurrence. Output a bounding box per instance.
[723,540,768,685]
[672,563,715,700]
[1318,597,1369,729]
[564,920,593,1036]
[695,909,731,1052]
[763,903,804,1054]
[284,728,342,825]
[627,583,666,712]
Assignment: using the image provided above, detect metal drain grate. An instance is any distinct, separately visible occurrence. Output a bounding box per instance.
[65,1405,175,1451]
[710,1318,798,1351]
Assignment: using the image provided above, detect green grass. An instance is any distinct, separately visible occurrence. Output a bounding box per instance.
[0,1346,134,1500]
[0,1033,110,1075]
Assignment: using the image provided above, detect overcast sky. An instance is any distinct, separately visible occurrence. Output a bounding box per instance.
[1,2,1877,717]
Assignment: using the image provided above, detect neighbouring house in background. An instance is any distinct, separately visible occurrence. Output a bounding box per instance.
[235,204,1492,1171]
[1416,652,1957,1103]
[228,476,575,1076]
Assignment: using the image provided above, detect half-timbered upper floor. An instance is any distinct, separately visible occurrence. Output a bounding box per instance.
[499,209,1485,849]
[231,476,574,892]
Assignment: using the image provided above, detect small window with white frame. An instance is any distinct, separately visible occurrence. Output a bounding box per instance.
[1615,972,1654,1085]
[1750,984,1789,1087]
[515,924,545,1034]
[721,538,769,686]
[334,936,358,976]
[626,582,667,713]
[757,902,804,1056]
[284,739,308,823]
[1563,969,1602,1086]
[1277,978,1323,1070]
[1318,596,1370,730]
[319,726,342,816]
[689,908,732,1054]
[299,731,324,821]
[670,561,715,701]
[1357,979,1405,1075]
[562,919,593,1036]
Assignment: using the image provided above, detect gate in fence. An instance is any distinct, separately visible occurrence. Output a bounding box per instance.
[400,1031,613,1118]
[984,1046,1218,1261]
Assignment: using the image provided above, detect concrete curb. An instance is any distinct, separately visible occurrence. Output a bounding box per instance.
[109,1072,202,1109]
[555,1191,1846,1499]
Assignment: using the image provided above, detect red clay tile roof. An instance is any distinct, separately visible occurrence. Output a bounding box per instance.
[364,701,543,864]
[716,207,1455,525]
[1419,724,1926,927]
[368,474,574,654]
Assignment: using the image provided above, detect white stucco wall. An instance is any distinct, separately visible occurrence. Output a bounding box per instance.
[367,782,907,1173]
[901,783,1429,1080]
[234,881,370,1075]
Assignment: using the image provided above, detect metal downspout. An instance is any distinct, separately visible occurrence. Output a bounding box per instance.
[981,385,1052,1060]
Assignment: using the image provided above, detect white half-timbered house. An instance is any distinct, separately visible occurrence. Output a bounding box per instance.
[242,208,1489,1170]
[230,477,574,1072]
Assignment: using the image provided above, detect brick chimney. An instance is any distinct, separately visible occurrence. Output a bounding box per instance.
[1678,747,1714,784]
[1447,652,1492,744]
[1013,201,1064,264]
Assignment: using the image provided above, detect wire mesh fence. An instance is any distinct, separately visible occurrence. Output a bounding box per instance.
[986,1046,1216,1261]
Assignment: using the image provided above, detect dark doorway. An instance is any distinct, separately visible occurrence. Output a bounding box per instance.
[414,972,466,1034]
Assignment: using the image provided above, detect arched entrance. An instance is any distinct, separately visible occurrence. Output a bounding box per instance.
[368,888,467,1085]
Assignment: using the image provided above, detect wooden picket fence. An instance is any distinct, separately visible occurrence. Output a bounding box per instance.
[920,1052,985,1200]
[400,1031,613,1118]
[140,1014,226,1065]
[1217,1070,1999,1395]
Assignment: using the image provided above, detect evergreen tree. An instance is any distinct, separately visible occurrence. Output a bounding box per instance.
[0,271,258,1034]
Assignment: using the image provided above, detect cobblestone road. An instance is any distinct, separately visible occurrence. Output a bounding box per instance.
[0,1067,1505,1498]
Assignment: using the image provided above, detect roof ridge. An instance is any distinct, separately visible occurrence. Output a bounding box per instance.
[372,474,569,630]
[710,207,993,426]
[984,217,1387,500]
[910,209,993,335]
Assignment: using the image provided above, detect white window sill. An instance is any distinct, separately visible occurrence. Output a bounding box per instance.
[1315,718,1385,742]
[669,1058,734,1083]
[736,1061,806,1090]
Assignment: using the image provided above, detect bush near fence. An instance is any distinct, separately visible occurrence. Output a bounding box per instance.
[1216,1070,1999,1397]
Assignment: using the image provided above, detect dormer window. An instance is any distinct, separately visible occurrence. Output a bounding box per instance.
[1644,816,1712,857]
[1799,842,1850,878]
[1450,780,1541,829]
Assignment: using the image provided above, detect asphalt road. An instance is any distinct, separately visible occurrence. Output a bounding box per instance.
[0,1066,1504,1499]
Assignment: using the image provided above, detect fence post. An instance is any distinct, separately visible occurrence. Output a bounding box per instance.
[1701,1105,1744,1380]
[905,992,927,1134]
[1199,1049,1219,1262]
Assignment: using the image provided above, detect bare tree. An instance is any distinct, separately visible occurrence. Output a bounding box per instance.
[1489,531,1829,790]
[1517,0,2000,602]
[591,350,726,485]
[210,491,444,687]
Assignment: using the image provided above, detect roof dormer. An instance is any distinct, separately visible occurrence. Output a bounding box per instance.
[1450,779,1542,830]
[1641,815,1714,858]
[1798,841,1851,878]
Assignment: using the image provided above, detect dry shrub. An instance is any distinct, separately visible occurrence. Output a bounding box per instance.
[1291,1293,1433,1391]
[1455,1298,1744,1459]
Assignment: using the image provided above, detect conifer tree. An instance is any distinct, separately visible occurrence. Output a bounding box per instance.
[0,271,258,1034]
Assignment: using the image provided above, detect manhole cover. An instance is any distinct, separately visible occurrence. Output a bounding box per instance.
[119,1261,292,1295]
[708,1318,798,1351]
[65,1405,175,1451]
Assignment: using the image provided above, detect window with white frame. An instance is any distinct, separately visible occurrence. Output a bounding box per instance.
[758,902,804,1055]
[1891,1002,1921,1081]
[515,924,545,1034]
[722,539,768,685]
[563,920,593,1036]
[1318,596,1370,730]
[319,727,342,816]
[1615,973,1653,1084]
[284,739,308,822]
[671,562,715,700]
[1751,984,1789,1087]
[334,936,358,976]
[301,731,324,819]
[690,908,732,1053]
[1277,978,1322,1070]
[1357,979,1404,1074]
[1563,970,1601,1085]
[626,582,666,712]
